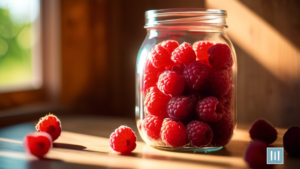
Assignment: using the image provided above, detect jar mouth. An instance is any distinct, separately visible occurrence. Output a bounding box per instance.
[145,8,227,29]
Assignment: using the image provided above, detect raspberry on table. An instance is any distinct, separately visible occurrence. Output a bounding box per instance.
[161,40,179,54]
[187,121,213,147]
[161,118,188,147]
[205,69,231,97]
[167,96,194,123]
[244,141,273,169]
[171,42,196,66]
[283,126,300,157]
[150,44,174,68]
[209,112,233,147]
[192,41,215,65]
[183,61,212,91]
[24,132,52,158]
[208,43,232,70]
[109,126,136,153]
[143,115,164,140]
[144,87,171,117]
[249,119,277,144]
[196,97,223,122]
[157,71,185,97]
[36,114,61,141]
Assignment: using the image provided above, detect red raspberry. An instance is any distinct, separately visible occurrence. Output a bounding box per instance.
[196,97,223,122]
[192,41,215,65]
[244,141,273,169]
[24,132,52,158]
[187,121,213,147]
[283,126,300,157]
[36,114,61,141]
[150,45,173,68]
[157,71,185,97]
[183,61,212,91]
[144,87,171,117]
[170,63,185,75]
[171,43,196,66]
[144,60,165,91]
[161,119,188,147]
[143,115,164,140]
[109,126,136,153]
[249,119,277,144]
[161,40,179,54]
[167,96,194,122]
[208,43,232,70]
[209,112,233,146]
[206,69,231,97]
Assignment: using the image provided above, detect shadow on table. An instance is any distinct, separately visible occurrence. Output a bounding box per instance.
[53,143,87,150]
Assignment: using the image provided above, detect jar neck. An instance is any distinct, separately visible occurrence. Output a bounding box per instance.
[145,8,227,29]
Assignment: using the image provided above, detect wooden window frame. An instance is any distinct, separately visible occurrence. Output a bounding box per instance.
[0,0,61,115]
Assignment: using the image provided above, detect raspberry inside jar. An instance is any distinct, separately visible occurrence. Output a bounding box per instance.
[136,8,237,152]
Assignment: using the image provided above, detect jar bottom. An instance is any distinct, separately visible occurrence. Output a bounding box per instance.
[151,145,223,153]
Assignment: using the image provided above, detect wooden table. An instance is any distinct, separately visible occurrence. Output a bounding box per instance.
[0,115,299,169]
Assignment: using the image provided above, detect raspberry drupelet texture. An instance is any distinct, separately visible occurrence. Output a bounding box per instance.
[144,87,171,117]
[109,126,136,153]
[157,71,185,97]
[170,63,185,75]
[205,69,231,97]
[187,121,213,147]
[150,45,173,68]
[143,115,164,140]
[209,112,233,146]
[208,43,232,70]
[244,141,273,169]
[192,41,215,65]
[183,61,212,91]
[171,42,196,66]
[24,132,52,158]
[161,119,188,147]
[144,59,165,91]
[249,119,277,144]
[35,114,61,141]
[196,97,223,122]
[161,40,179,54]
[283,126,300,157]
[167,96,194,122]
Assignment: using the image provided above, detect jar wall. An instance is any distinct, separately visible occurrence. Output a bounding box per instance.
[136,27,237,151]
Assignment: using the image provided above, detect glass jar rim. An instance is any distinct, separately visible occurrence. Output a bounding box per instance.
[145,8,227,29]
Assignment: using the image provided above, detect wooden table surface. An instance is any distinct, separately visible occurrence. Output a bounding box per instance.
[0,115,299,169]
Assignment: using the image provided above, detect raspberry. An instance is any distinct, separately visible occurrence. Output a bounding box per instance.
[161,40,179,54]
[144,60,165,91]
[205,69,231,97]
[161,119,188,147]
[144,87,171,117]
[36,114,61,141]
[150,45,173,68]
[24,132,52,158]
[209,112,233,146]
[208,44,232,70]
[183,61,212,91]
[170,63,185,75]
[187,121,213,147]
[249,119,277,144]
[283,126,300,157]
[167,96,194,122]
[157,71,185,97]
[244,141,273,169]
[196,97,223,122]
[171,43,196,66]
[192,41,215,65]
[109,126,136,153]
[143,115,164,140]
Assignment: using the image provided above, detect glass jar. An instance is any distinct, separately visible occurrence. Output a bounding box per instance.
[136,8,237,152]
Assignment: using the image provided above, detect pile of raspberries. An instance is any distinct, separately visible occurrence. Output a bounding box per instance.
[142,40,234,148]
